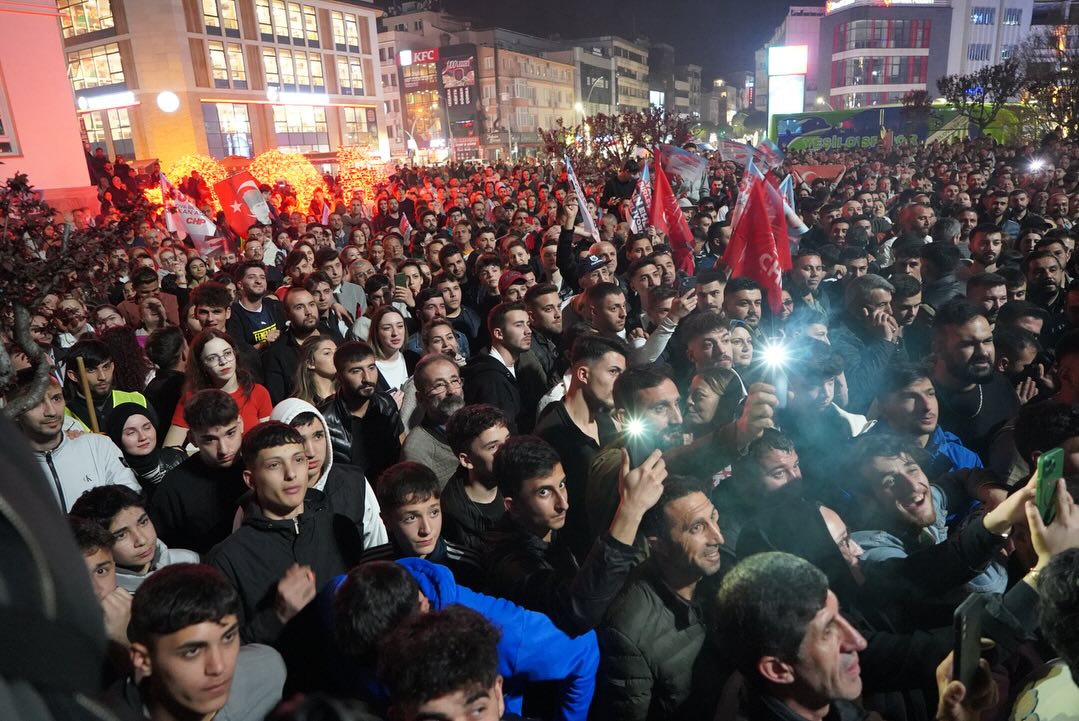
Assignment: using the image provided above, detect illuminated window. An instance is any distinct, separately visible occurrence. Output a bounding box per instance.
[58,0,114,39]
[256,0,318,45]
[331,11,361,51]
[968,43,992,61]
[209,41,229,87]
[342,106,376,145]
[81,112,107,152]
[106,108,133,157]
[203,0,239,37]
[272,105,329,153]
[1002,8,1022,25]
[208,41,247,89]
[264,49,323,92]
[262,48,280,85]
[336,56,365,94]
[971,7,995,25]
[67,43,125,91]
[202,102,253,158]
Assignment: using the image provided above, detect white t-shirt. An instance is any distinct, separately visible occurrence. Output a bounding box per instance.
[377,353,409,391]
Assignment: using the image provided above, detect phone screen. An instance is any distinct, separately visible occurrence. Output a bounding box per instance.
[1036,447,1065,525]
[394,273,408,288]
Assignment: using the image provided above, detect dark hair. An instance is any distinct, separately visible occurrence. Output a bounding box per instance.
[892,239,926,261]
[69,515,114,554]
[994,328,1040,367]
[65,338,112,372]
[1022,250,1059,276]
[1014,402,1079,466]
[613,363,675,412]
[333,561,420,663]
[145,326,186,371]
[890,273,922,300]
[240,421,304,468]
[933,299,986,339]
[487,301,526,335]
[967,272,1007,292]
[570,333,627,367]
[786,338,844,383]
[493,435,561,499]
[364,273,392,298]
[640,475,708,539]
[713,552,829,677]
[131,267,159,287]
[585,281,625,306]
[184,329,254,396]
[415,287,443,310]
[725,277,761,298]
[302,271,334,293]
[847,433,925,491]
[99,326,154,392]
[284,250,309,273]
[233,260,266,282]
[377,461,441,511]
[189,281,232,311]
[128,564,241,646]
[333,340,375,374]
[474,253,501,273]
[877,362,933,399]
[445,404,508,456]
[71,485,145,528]
[524,282,558,306]
[314,248,341,268]
[377,606,501,714]
[183,389,240,433]
[996,300,1048,331]
[1038,548,1079,682]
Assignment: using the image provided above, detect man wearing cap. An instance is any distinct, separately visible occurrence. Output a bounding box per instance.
[499,270,529,303]
[562,255,613,331]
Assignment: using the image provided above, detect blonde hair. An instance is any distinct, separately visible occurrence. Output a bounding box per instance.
[292,335,338,404]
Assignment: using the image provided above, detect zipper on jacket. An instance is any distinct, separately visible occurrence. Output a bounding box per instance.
[293,517,299,535]
[44,451,67,511]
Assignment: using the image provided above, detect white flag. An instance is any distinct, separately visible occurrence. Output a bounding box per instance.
[160,174,217,240]
[564,156,600,243]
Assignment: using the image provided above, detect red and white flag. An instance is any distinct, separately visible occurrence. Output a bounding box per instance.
[650,160,695,276]
[214,171,273,237]
[723,180,790,312]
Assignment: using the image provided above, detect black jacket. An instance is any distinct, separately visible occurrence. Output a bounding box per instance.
[318,392,403,483]
[148,454,248,555]
[482,512,638,637]
[261,331,307,405]
[462,352,525,433]
[208,489,363,692]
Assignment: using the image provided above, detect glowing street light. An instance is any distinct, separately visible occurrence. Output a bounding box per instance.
[157,91,180,113]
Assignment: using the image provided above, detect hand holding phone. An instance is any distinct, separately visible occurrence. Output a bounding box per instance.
[953,594,987,690]
[1036,447,1065,525]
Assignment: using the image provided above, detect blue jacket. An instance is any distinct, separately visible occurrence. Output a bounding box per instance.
[324,558,599,721]
[927,426,983,472]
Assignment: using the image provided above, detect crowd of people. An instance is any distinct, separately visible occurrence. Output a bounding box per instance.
[8,134,1079,721]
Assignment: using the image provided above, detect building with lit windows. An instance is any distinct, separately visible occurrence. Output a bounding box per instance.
[815,0,1032,109]
[572,36,650,113]
[57,0,384,165]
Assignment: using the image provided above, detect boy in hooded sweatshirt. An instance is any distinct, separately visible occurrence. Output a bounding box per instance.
[270,397,388,548]
[70,485,198,592]
[327,558,598,721]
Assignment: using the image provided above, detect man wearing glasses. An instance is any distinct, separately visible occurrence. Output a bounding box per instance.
[401,353,466,484]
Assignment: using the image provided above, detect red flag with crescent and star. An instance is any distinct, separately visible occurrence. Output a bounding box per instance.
[214,171,274,237]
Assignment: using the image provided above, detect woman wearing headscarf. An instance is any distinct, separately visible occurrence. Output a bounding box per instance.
[106,403,186,493]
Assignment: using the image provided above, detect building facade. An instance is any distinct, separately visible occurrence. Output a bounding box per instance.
[573,36,650,113]
[59,0,385,165]
[755,6,826,112]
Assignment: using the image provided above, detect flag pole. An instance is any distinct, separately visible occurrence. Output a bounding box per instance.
[75,356,100,434]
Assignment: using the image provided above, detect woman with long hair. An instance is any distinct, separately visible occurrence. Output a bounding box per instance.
[99,325,155,392]
[161,328,272,447]
[107,403,186,491]
[369,304,419,402]
[186,256,209,287]
[684,366,743,438]
[292,335,339,405]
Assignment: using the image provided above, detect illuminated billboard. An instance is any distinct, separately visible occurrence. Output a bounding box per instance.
[768,46,808,76]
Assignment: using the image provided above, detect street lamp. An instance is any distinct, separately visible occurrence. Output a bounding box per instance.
[816,96,835,111]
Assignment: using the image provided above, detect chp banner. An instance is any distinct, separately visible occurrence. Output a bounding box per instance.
[214,171,273,237]
[717,139,754,167]
[564,155,600,243]
[160,174,216,241]
[627,162,652,234]
[655,143,708,202]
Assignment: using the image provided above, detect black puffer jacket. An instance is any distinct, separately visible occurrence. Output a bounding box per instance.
[318,391,402,483]
[462,353,524,433]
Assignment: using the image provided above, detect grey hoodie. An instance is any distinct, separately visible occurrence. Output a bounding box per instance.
[270,397,388,548]
[115,539,199,593]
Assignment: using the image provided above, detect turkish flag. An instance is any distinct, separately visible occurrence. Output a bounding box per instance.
[214,171,273,237]
[650,161,696,276]
[723,180,788,312]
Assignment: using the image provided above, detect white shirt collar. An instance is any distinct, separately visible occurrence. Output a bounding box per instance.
[488,347,516,378]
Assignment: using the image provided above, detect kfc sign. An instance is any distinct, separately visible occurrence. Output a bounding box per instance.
[400,48,439,66]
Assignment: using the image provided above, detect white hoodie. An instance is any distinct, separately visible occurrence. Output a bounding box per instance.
[270,397,388,548]
[33,429,141,512]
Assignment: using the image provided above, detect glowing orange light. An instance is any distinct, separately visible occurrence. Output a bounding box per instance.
[162,154,226,211]
[248,150,327,214]
[336,146,383,210]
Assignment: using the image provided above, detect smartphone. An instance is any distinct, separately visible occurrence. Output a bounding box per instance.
[679,276,697,296]
[1036,447,1065,525]
[625,419,656,469]
[394,273,408,288]
[953,594,987,690]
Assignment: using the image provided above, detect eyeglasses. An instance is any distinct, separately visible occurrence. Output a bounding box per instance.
[203,348,235,367]
[427,376,463,395]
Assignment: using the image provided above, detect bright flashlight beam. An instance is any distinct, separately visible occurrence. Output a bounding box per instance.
[758,342,790,369]
[624,418,647,437]
[1030,158,1046,171]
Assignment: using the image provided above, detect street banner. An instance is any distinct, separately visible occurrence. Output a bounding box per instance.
[161,173,216,241]
[564,155,600,243]
[655,143,708,202]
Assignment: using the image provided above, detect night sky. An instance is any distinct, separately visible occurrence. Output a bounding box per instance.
[443,0,813,79]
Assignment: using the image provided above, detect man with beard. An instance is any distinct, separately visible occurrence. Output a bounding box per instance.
[229,262,285,350]
[535,335,627,562]
[462,302,534,433]
[965,225,1004,277]
[966,272,1008,328]
[524,283,565,388]
[319,341,403,483]
[401,354,466,484]
[261,287,321,405]
[63,338,147,432]
[1025,251,1068,345]
[830,275,903,414]
[482,434,665,636]
[722,278,764,338]
[931,299,1020,458]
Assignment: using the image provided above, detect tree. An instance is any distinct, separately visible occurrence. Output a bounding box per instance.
[539,107,691,188]
[936,58,1026,134]
[0,173,144,417]
[1021,27,1079,138]
[900,89,933,122]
